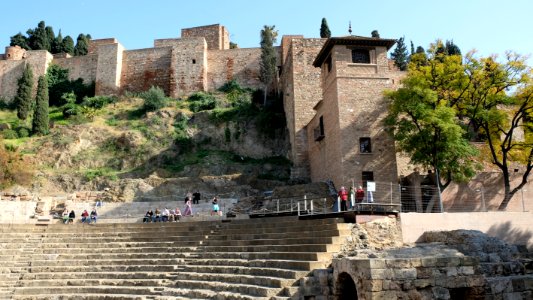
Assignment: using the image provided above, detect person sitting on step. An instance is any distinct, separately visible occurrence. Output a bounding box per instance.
[174,207,182,221]
[81,210,89,223]
[68,210,76,224]
[153,208,161,222]
[143,210,153,223]
[62,208,69,224]
[161,208,170,222]
[89,209,98,224]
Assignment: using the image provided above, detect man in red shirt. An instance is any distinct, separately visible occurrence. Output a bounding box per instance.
[338,186,348,211]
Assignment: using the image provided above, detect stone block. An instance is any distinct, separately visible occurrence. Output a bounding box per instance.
[457,266,475,275]
[445,267,458,277]
[416,267,433,279]
[432,286,450,300]
[414,278,434,288]
[393,268,417,280]
[370,268,393,280]
[488,278,513,294]
[362,279,383,292]
[369,291,399,300]
[386,258,412,268]
[369,259,386,269]
[511,277,526,292]
[502,292,526,300]
[382,279,401,291]
[421,257,437,267]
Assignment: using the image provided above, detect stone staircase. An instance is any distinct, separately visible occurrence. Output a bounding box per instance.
[0,216,350,299]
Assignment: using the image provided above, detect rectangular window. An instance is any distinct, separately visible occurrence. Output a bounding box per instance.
[359,137,371,153]
[362,171,374,188]
[351,49,370,64]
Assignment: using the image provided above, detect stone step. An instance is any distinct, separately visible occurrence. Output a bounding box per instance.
[14,278,175,288]
[178,264,309,279]
[201,236,342,247]
[198,243,340,253]
[183,258,327,272]
[11,295,202,300]
[28,258,183,267]
[173,271,295,288]
[173,279,278,298]
[11,285,165,296]
[20,271,177,281]
[23,265,179,274]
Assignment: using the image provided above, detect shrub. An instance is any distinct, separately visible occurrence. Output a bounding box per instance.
[140,86,167,112]
[16,127,30,138]
[82,95,117,109]
[2,129,18,139]
[218,80,245,93]
[62,102,81,118]
[0,97,15,110]
[188,92,217,112]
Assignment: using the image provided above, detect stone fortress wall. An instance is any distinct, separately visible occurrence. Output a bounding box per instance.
[0,24,263,101]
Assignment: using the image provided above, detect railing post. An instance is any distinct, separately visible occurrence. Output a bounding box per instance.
[323,198,326,214]
[276,199,279,213]
[310,200,314,215]
[290,199,293,212]
[481,187,486,212]
[390,182,393,204]
[522,189,526,212]
[304,195,307,212]
[297,202,301,216]
[337,196,340,212]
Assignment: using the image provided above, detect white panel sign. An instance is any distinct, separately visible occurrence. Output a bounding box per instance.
[367,181,376,192]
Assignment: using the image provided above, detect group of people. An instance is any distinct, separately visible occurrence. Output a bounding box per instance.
[143,207,182,223]
[337,186,367,211]
[62,208,98,224]
[143,192,221,222]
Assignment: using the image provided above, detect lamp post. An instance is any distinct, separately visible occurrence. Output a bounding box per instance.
[435,168,444,213]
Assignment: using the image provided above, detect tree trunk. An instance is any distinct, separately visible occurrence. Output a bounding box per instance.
[498,175,512,211]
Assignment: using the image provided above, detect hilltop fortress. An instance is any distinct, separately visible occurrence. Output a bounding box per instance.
[0,24,404,191]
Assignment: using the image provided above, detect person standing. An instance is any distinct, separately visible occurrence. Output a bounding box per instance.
[183,199,193,216]
[192,191,201,204]
[356,186,365,203]
[338,186,348,211]
[211,197,220,216]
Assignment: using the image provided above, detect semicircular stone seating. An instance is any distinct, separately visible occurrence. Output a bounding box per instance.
[0,216,350,300]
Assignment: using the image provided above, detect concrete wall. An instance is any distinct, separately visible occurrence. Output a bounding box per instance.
[400,212,533,250]
[121,47,172,94]
[53,54,98,84]
[206,48,261,91]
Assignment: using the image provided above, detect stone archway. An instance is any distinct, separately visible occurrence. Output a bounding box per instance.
[336,272,358,300]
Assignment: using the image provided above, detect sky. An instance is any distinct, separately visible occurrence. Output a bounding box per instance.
[1,0,532,62]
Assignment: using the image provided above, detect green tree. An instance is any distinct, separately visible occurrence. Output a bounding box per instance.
[416,46,425,54]
[445,40,461,56]
[259,25,278,105]
[32,75,49,135]
[10,33,29,50]
[27,21,50,51]
[62,35,75,55]
[45,26,55,52]
[461,52,533,210]
[52,30,63,53]
[385,52,479,195]
[391,36,409,71]
[320,18,331,38]
[74,34,90,56]
[410,41,415,55]
[371,30,380,38]
[14,64,34,121]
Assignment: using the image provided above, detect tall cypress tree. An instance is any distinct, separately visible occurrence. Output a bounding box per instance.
[391,37,409,71]
[32,75,49,135]
[28,21,50,51]
[320,18,331,38]
[74,34,90,56]
[15,65,34,121]
[62,36,75,55]
[259,25,278,105]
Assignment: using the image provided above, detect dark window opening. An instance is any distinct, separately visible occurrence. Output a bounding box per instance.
[362,171,374,188]
[192,59,196,64]
[351,49,370,64]
[314,116,325,141]
[360,137,371,153]
[336,272,358,300]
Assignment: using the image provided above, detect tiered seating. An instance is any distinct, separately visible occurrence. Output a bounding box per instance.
[0,216,350,299]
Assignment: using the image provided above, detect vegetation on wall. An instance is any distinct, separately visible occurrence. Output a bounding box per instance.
[0,140,33,189]
[10,21,91,56]
[46,64,95,107]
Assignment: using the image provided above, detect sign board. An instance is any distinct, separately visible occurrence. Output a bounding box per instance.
[366,181,376,192]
